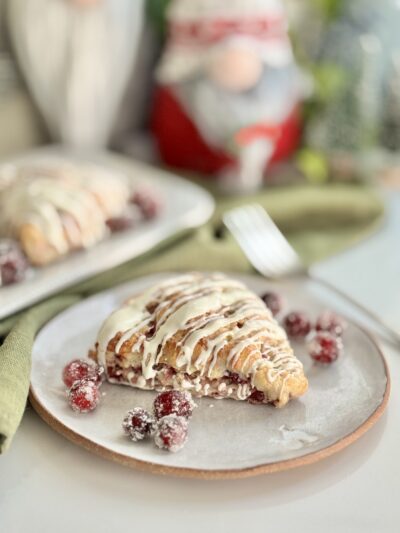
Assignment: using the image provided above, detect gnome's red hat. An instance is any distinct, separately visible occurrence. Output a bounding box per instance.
[156,0,294,85]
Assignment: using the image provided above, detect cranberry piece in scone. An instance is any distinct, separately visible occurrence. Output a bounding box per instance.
[153,390,196,420]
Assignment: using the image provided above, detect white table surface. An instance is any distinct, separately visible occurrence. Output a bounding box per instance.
[1,191,399,533]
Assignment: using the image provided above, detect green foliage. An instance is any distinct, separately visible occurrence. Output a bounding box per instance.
[147,0,171,35]
[311,63,347,105]
[296,148,329,183]
[301,63,348,130]
[311,0,345,21]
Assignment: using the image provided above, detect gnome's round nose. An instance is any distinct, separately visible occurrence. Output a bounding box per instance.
[206,46,264,93]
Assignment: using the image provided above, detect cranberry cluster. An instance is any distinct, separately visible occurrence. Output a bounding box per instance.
[122,390,196,452]
[105,187,162,235]
[0,239,28,286]
[61,359,195,452]
[62,359,104,412]
[261,291,346,364]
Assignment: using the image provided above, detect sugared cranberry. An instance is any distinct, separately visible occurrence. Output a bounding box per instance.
[316,311,346,337]
[122,407,155,442]
[0,239,28,286]
[248,390,265,404]
[153,390,195,420]
[308,332,343,364]
[106,215,135,233]
[130,189,161,220]
[62,359,104,388]
[283,311,312,338]
[154,415,189,452]
[67,379,100,413]
[260,291,285,316]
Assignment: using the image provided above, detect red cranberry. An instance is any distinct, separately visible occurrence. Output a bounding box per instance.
[67,379,100,413]
[131,189,161,220]
[248,390,265,404]
[154,415,189,452]
[0,239,28,286]
[62,359,104,388]
[107,366,123,381]
[106,215,135,233]
[227,372,248,385]
[283,311,312,338]
[316,310,346,337]
[308,332,343,364]
[153,390,195,420]
[122,407,155,442]
[260,291,285,316]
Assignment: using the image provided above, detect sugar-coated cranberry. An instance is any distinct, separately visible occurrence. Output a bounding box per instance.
[130,189,161,220]
[62,359,104,388]
[0,239,28,286]
[260,291,285,316]
[316,310,346,337]
[283,311,312,338]
[122,407,156,442]
[153,390,195,420]
[154,415,189,452]
[248,390,265,404]
[106,215,135,233]
[67,379,100,413]
[308,332,343,364]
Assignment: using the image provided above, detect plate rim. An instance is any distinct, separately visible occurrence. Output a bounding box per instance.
[0,146,215,319]
[29,275,391,480]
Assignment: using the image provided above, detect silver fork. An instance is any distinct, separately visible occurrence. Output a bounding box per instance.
[223,203,400,347]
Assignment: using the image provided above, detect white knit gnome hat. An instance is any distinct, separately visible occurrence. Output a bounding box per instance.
[156,0,294,84]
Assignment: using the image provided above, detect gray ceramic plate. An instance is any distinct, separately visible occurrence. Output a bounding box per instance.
[30,273,390,479]
[0,147,214,319]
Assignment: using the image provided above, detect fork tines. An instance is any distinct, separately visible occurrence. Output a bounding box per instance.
[223,204,303,279]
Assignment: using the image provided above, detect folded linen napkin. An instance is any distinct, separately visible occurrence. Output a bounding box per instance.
[0,183,384,452]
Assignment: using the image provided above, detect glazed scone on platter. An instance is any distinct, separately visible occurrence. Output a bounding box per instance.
[0,160,130,265]
[91,273,308,407]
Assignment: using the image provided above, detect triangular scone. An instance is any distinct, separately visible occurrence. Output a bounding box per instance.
[91,273,308,407]
[0,161,129,265]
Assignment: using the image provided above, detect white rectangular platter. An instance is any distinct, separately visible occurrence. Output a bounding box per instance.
[0,146,215,319]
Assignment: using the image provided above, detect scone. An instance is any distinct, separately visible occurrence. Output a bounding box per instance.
[91,273,308,407]
[0,160,130,265]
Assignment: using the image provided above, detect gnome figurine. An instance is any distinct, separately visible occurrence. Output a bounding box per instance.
[152,0,307,192]
[7,0,145,148]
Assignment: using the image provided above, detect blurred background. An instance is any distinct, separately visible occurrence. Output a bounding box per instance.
[1,0,400,192]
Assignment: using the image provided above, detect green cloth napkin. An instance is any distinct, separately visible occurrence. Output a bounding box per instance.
[0,183,384,453]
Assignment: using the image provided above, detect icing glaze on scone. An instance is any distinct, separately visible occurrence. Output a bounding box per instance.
[0,160,129,264]
[93,273,308,407]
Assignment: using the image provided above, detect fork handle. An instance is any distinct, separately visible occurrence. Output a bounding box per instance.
[308,271,400,347]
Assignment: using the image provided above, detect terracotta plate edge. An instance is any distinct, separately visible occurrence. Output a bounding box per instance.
[29,324,391,480]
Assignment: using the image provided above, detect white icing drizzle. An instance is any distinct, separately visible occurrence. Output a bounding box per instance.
[96,273,305,389]
[0,160,129,253]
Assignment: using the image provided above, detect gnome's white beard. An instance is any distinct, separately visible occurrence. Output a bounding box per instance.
[174,64,301,151]
[7,0,144,148]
